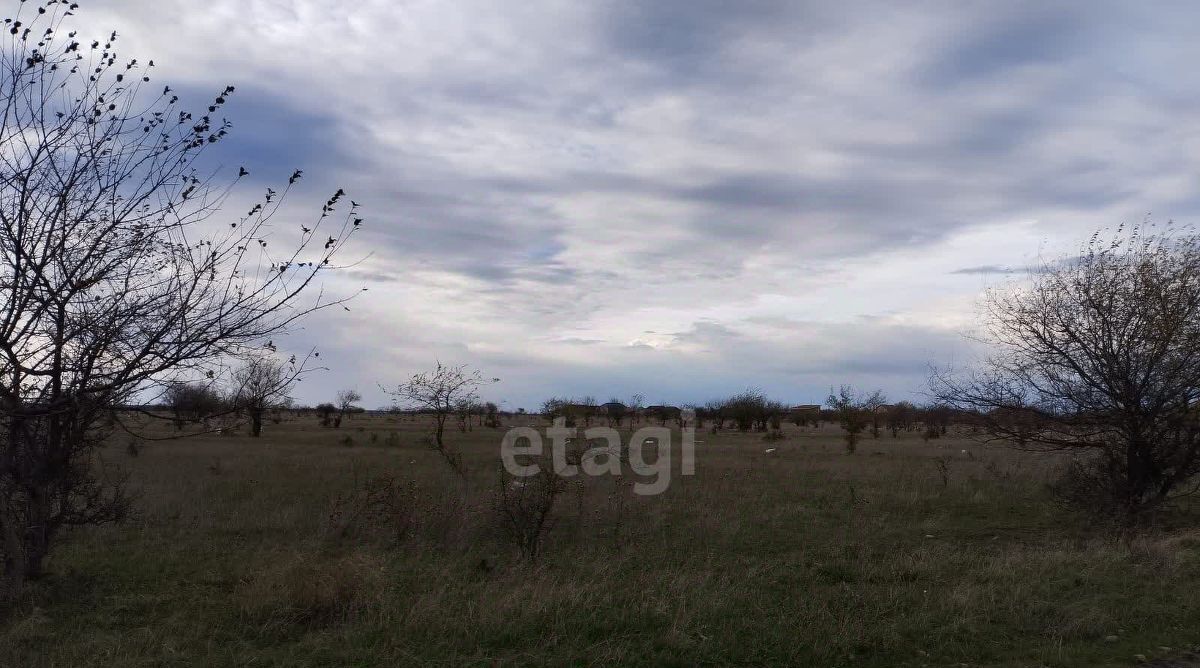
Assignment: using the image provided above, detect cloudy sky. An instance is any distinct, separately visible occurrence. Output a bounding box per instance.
[87,0,1200,409]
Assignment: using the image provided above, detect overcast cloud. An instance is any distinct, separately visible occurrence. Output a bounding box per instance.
[82,0,1200,409]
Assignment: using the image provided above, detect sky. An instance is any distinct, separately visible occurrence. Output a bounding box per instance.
[81,0,1200,410]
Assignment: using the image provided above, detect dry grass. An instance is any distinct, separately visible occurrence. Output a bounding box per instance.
[1,413,1199,666]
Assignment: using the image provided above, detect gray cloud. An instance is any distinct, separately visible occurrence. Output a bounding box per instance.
[917,6,1088,89]
[950,265,1013,276]
[81,0,1200,406]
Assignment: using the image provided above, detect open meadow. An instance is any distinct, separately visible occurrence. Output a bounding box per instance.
[6,1,1200,667]
[1,414,1198,667]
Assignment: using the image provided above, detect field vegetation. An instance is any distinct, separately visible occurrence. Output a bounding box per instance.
[2,413,1198,667]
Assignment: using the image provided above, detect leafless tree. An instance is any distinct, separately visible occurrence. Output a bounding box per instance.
[886,401,916,437]
[483,401,500,428]
[384,363,496,478]
[454,398,473,433]
[315,402,337,428]
[494,466,568,562]
[230,356,295,437]
[934,226,1200,525]
[163,381,226,430]
[0,4,361,597]
[919,403,952,440]
[723,388,773,431]
[541,396,567,423]
[628,393,644,425]
[765,399,786,431]
[576,395,594,427]
[863,390,887,438]
[827,386,874,453]
[605,398,626,427]
[704,399,726,431]
[334,388,361,428]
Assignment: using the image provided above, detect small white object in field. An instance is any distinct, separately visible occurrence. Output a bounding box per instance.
[961,449,968,454]
[924,534,935,539]
[764,448,777,454]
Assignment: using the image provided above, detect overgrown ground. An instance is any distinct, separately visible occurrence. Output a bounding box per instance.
[2,414,1199,667]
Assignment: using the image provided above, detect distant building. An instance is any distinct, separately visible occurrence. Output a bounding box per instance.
[790,404,822,425]
[643,405,682,423]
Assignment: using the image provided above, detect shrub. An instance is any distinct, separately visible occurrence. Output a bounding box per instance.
[315,403,337,427]
[237,551,386,635]
[493,468,569,562]
[325,475,420,544]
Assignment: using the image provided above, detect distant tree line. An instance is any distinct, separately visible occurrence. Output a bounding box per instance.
[531,387,962,448]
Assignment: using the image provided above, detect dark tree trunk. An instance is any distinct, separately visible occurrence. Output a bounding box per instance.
[250,409,263,437]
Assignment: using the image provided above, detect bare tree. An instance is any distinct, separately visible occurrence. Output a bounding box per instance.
[919,403,952,440]
[0,5,361,597]
[483,401,501,428]
[384,363,496,478]
[935,226,1200,525]
[628,393,644,425]
[886,401,916,438]
[605,398,626,427]
[863,390,887,438]
[315,402,338,428]
[704,398,726,431]
[827,386,872,453]
[230,356,295,437]
[334,389,361,428]
[723,388,770,432]
[164,381,227,430]
[579,395,597,427]
[454,398,473,433]
[541,397,567,423]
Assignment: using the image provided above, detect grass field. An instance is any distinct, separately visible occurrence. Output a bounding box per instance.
[2,414,1199,667]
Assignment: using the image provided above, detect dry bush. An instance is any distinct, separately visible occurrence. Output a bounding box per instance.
[237,551,386,635]
[493,468,570,562]
[316,403,337,427]
[593,476,636,551]
[325,475,422,544]
[934,456,952,489]
[1049,457,1149,528]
